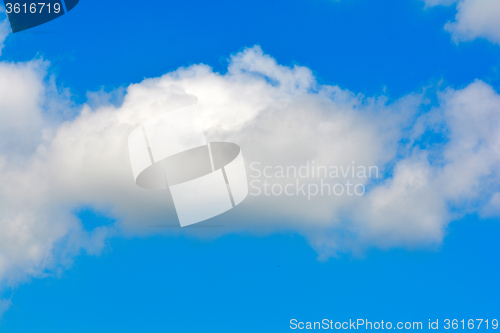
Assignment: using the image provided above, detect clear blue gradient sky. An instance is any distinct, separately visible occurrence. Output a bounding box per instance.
[0,0,499,332]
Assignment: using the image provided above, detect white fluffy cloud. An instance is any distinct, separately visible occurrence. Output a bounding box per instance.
[0,44,499,312]
[349,80,500,250]
[424,0,500,44]
[0,25,111,313]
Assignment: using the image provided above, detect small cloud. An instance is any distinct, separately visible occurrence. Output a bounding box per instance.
[422,0,458,7]
[0,12,11,56]
[0,297,12,319]
[481,193,500,218]
[424,0,500,45]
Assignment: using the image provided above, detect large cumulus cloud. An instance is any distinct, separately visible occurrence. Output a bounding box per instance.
[0,44,499,312]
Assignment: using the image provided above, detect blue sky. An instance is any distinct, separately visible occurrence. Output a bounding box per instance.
[4,0,499,101]
[0,0,499,332]
[3,215,500,332]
